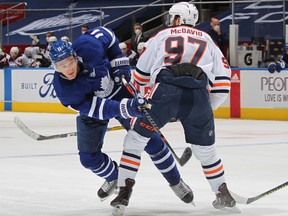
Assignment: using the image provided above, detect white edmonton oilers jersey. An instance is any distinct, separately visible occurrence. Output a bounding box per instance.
[135,25,231,110]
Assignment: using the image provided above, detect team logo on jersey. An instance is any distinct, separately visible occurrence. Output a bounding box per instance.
[7,10,109,36]
[94,74,114,97]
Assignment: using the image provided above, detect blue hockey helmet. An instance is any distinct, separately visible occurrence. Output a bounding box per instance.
[284,43,288,50]
[267,62,276,73]
[49,40,74,63]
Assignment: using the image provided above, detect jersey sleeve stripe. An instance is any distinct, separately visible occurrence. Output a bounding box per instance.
[215,76,231,80]
[101,26,116,48]
[133,71,150,85]
[88,96,98,117]
[135,67,150,76]
[98,98,106,120]
[209,75,231,93]
[210,89,230,93]
[212,82,231,87]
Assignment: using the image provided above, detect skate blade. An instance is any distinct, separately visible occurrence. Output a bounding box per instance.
[216,205,241,214]
[100,188,119,202]
[112,204,126,216]
[190,201,196,207]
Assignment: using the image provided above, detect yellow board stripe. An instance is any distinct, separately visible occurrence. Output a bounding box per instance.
[0,102,4,111]
[12,102,77,114]
[241,108,288,120]
[214,107,288,120]
[2,102,288,121]
[214,107,230,119]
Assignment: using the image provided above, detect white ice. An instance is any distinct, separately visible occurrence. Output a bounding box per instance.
[0,112,287,216]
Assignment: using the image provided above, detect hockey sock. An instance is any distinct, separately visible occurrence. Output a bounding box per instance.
[118,149,141,187]
[145,135,180,186]
[79,151,118,182]
[202,159,226,193]
[191,144,226,193]
[149,145,180,186]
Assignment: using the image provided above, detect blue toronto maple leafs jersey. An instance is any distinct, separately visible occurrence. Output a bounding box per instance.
[53,26,129,120]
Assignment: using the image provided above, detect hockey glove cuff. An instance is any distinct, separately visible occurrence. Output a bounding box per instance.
[119,98,148,119]
[110,57,131,84]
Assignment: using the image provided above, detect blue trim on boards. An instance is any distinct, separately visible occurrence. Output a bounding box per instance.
[4,68,12,111]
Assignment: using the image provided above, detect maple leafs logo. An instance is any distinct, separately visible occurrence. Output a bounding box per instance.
[94,74,114,98]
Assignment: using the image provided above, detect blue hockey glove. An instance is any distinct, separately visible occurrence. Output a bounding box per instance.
[119,98,148,119]
[110,57,131,84]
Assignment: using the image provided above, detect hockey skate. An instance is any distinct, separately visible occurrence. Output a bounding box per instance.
[213,183,240,213]
[110,178,135,216]
[170,178,194,204]
[97,178,118,201]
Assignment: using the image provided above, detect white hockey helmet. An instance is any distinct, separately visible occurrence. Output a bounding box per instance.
[119,42,127,50]
[61,36,70,43]
[168,2,199,26]
[48,36,57,44]
[10,46,19,54]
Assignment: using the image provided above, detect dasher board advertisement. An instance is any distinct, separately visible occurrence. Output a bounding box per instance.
[241,70,288,108]
[12,69,59,103]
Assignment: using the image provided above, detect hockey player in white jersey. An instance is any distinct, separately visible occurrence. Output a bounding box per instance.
[111,1,236,214]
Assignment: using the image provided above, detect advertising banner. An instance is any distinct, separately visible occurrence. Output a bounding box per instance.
[10,68,74,113]
[241,70,288,108]
[12,69,59,103]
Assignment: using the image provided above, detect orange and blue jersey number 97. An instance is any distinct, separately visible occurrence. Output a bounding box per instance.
[164,36,207,65]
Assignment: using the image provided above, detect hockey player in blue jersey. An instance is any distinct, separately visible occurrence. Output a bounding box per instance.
[268,43,288,73]
[49,26,193,203]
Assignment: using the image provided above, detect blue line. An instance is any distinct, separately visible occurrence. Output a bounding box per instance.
[4,68,12,111]
[0,142,287,160]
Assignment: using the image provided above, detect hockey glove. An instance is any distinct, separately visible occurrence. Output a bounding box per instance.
[276,60,285,72]
[119,98,148,119]
[110,57,131,84]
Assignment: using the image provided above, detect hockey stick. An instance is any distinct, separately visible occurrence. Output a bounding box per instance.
[121,77,192,166]
[230,181,288,204]
[14,116,124,141]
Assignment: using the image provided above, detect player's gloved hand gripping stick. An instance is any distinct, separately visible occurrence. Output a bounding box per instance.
[121,77,192,166]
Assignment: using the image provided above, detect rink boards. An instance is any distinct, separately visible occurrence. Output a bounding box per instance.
[0,69,3,111]
[0,68,287,120]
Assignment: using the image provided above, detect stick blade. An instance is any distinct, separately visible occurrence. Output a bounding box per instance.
[230,191,249,204]
[14,116,41,140]
[179,147,192,166]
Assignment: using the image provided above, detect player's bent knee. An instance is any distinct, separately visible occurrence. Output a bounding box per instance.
[79,151,103,169]
[191,144,217,163]
[124,129,149,152]
[144,134,165,155]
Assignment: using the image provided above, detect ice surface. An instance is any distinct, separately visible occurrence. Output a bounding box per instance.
[0,112,287,216]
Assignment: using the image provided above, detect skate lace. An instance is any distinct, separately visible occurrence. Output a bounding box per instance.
[101,180,115,192]
[178,184,189,196]
[173,181,189,198]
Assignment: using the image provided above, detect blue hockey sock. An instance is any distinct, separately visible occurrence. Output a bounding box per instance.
[79,151,118,182]
[146,143,180,186]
